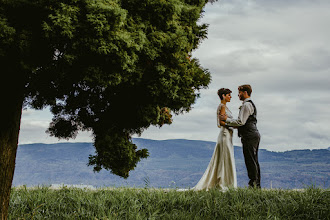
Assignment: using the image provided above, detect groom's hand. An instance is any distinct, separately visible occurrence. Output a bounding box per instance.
[220,114,227,121]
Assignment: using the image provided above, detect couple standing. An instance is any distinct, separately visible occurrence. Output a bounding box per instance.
[194,84,261,190]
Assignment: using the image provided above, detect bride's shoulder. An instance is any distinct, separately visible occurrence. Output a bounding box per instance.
[217,103,227,114]
[216,104,222,113]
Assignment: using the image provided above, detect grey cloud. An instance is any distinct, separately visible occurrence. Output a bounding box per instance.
[199,48,272,76]
[308,131,329,140]
[253,70,330,93]
[289,49,330,72]
[204,1,330,48]
[252,0,330,10]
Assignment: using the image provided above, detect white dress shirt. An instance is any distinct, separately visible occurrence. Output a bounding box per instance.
[225,98,254,127]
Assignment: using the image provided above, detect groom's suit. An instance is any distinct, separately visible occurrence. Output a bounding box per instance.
[225,98,261,188]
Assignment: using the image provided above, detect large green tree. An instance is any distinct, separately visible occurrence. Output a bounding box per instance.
[0,0,215,218]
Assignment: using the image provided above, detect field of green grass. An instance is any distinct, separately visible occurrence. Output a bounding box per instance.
[9,186,329,219]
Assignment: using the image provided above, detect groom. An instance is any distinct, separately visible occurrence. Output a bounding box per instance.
[220,84,261,188]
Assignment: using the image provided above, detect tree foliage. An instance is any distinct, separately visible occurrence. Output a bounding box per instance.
[1,0,211,178]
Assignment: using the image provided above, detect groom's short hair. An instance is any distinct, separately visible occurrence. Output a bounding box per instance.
[218,88,232,100]
[238,84,252,96]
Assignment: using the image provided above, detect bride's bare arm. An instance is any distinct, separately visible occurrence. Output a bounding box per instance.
[219,105,226,126]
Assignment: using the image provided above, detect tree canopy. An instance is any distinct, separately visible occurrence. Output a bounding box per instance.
[1,0,211,178]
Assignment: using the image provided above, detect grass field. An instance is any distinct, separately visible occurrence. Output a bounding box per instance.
[9,186,330,219]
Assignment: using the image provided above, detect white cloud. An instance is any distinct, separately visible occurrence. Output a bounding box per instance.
[19,108,93,144]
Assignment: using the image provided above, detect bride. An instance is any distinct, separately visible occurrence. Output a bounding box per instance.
[193,88,237,190]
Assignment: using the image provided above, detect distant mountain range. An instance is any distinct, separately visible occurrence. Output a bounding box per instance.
[13,139,330,189]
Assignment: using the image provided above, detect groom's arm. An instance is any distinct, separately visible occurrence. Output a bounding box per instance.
[225,103,253,127]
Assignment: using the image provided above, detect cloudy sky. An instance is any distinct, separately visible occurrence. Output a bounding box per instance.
[19,0,330,151]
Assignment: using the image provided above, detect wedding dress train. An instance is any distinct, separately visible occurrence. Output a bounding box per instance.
[193,104,237,190]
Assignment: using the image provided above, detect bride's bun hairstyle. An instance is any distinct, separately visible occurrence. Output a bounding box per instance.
[218,88,232,100]
[238,84,252,96]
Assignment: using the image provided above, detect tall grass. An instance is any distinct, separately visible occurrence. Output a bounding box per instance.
[9,186,330,219]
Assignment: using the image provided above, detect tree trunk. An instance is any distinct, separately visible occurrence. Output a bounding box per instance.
[0,86,24,220]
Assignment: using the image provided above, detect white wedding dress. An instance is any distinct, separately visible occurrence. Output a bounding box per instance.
[193,103,237,191]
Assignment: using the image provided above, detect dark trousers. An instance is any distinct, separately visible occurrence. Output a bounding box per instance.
[241,133,261,188]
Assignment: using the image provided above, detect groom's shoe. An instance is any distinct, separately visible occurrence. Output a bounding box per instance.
[248,181,261,189]
[256,182,261,189]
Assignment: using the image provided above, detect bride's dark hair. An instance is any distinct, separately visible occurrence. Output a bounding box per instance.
[218,88,232,100]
